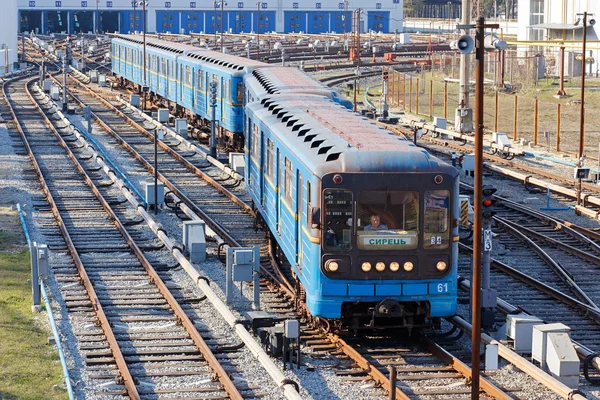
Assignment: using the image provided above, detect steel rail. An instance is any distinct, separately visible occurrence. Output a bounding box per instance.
[60,72,299,296]
[460,181,600,255]
[450,316,588,400]
[420,336,512,400]
[458,243,600,322]
[22,78,244,399]
[327,334,407,399]
[493,217,599,310]
[4,76,140,399]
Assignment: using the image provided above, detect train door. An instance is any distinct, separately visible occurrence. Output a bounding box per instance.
[205,72,210,115]
[220,76,225,126]
[296,171,302,266]
[276,154,282,234]
[191,67,195,108]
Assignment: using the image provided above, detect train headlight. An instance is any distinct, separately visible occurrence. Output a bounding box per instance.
[436,261,448,271]
[403,261,414,272]
[326,261,339,272]
[375,262,386,272]
[390,262,400,272]
[361,262,372,272]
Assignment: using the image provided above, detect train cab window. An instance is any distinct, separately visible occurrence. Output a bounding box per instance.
[357,191,419,250]
[324,189,353,251]
[423,190,450,249]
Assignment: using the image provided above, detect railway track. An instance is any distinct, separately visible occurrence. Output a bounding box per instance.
[3,74,248,399]
[21,46,590,398]
[45,68,522,399]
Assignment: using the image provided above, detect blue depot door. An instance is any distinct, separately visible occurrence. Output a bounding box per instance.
[181,11,204,33]
[330,11,350,34]
[156,10,180,33]
[229,11,252,33]
[307,11,328,34]
[284,11,306,33]
[367,11,389,32]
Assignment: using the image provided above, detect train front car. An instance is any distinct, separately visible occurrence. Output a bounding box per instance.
[317,150,459,332]
[245,94,459,333]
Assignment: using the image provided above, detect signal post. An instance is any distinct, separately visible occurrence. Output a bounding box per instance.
[453,17,506,400]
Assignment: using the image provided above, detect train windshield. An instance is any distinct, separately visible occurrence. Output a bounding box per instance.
[423,190,451,249]
[323,189,353,251]
[357,191,420,250]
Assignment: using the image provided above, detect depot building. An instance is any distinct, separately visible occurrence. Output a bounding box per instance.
[18,0,403,35]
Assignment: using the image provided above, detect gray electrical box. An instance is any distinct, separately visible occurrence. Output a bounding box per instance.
[284,319,299,339]
[175,118,188,137]
[157,108,169,123]
[37,244,49,277]
[507,314,543,352]
[233,249,254,281]
[144,180,164,206]
[130,94,140,108]
[532,323,571,368]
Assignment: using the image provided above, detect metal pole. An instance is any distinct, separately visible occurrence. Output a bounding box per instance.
[512,95,517,141]
[62,55,68,112]
[577,12,588,208]
[256,2,260,60]
[444,81,448,119]
[142,1,147,86]
[533,98,539,145]
[458,0,472,132]
[96,0,99,34]
[81,37,85,72]
[556,46,566,96]
[388,365,397,400]
[214,1,217,49]
[429,79,433,118]
[220,1,224,53]
[471,16,486,400]
[494,91,498,132]
[21,34,25,63]
[556,103,561,151]
[154,128,158,215]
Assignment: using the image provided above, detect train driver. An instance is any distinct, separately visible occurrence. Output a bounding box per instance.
[364,214,389,231]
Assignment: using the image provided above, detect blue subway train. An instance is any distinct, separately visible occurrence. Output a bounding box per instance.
[111,35,459,331]
[112,35,265,145]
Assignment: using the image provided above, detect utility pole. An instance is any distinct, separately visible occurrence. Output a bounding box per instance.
[256,2,260,61]
[457,0,473,133]
[219,1,227,53]
[576,11,591,209]
[352,8,361,113]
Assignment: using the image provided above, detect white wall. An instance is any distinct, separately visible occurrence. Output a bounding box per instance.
[0,0,18,71]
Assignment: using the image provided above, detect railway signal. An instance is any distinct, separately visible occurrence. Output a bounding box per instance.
[382,70,388,80]
[482,185,497,219]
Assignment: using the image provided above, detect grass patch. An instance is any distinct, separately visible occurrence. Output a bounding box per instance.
[0,218,66,399]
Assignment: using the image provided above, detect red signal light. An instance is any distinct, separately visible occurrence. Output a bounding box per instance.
[483,199,493,207]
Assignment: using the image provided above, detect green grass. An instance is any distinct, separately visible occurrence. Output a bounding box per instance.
[0,217,66,400]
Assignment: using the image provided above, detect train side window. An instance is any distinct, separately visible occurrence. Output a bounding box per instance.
[197,70,204,90]
[284,158,293,205]
[185,66,191,85]
[237,82,243,103]
[306,181,311,225]
[266,139,274,180]
[252,124,260,160]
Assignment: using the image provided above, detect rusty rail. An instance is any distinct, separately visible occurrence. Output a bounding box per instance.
[12,76,243,400]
